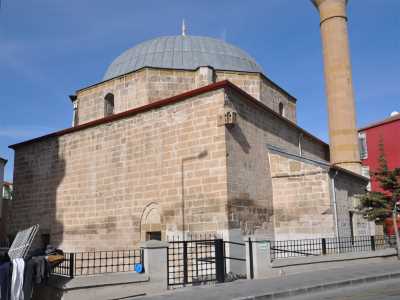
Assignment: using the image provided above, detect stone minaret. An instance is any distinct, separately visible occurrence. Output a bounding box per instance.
[312,0,361,174]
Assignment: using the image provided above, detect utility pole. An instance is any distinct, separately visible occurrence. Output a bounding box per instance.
[392,198,400,259]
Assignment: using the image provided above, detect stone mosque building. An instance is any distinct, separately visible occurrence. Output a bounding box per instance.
[9,0,372,251]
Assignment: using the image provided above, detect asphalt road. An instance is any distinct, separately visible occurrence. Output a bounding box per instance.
[287,278,400,300]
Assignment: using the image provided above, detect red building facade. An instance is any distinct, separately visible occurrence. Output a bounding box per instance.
[358,113,400,192]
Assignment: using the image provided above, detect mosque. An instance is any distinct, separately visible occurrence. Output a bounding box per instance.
[8,0,372,251]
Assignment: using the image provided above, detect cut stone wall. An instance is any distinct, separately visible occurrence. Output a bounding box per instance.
[333,171,370,237]
[268,152,334,240]
[259,77,297,123]
[224,88,329,239]
[11,89,228,251]
[216,71,297,123]
[75,68,297,126]
[145,69,196,104]
[76,68,196,125]
[11,81,368,251]
[216,71,261,100]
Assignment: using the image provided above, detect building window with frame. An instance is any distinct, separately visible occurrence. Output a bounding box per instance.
[104,93,115,117]
[358,132,368,159]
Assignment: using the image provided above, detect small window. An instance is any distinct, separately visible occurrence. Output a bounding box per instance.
[361,166,371,191]
[278,102,284,116]
[358,132,368,159]
[146,231,162,241]
[104,93,114,117]
[2,184,12,201]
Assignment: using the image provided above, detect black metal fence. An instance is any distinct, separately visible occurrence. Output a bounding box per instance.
[167,238,224,288]
[270,235,395,259]
[52,249,143,278]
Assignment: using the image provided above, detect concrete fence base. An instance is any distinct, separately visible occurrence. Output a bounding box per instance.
[245,235,397,280]
[33,240,169,300]
[33,237,398,299]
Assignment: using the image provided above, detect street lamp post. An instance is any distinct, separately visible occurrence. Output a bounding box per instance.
[392,198,400,259]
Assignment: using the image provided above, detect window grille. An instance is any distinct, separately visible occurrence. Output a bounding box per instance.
[358,132,368,159]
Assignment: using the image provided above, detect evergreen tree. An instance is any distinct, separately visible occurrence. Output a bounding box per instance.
[358,140,400,224]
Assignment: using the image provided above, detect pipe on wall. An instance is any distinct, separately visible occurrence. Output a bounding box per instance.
[330,170,340,245]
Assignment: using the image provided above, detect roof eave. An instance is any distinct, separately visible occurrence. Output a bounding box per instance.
[330,165,369,182]
[76,67,297,104]
[359,115,400,132]
[10,80,327,150]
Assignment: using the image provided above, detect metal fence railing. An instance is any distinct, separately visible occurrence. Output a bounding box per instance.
[270,235,396,259]
[167,238,225,288]
[52,249,143,278]
[223,240,246,278]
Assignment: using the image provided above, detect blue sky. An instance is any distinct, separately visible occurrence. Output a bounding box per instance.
[0,0,399,181]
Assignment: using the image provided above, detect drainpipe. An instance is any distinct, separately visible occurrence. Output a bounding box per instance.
[330,170,340,249]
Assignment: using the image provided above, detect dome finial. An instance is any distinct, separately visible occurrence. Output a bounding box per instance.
[182,19,187,36]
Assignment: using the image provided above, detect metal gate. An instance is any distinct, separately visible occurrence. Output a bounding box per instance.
[223,240,248,279]
[167,238,224,288]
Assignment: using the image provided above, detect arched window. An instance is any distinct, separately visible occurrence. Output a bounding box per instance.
[278,102,284,117]
[104,93,114,116]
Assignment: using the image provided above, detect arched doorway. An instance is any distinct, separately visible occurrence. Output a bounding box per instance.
[139,202,164,241]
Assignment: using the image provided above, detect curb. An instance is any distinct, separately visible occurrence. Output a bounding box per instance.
[236,272,400,300]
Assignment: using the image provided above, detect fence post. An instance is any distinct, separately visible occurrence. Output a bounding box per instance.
[322,238,327,255]
[245,236,273,279]
[371,236,376,251]
[140,240,169,292]
[248,238,254,279]
[183,241,188,285]
[215,239,225,283]
[69,253,75,278]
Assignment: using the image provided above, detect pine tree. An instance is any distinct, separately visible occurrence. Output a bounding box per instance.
[358,140,400,224]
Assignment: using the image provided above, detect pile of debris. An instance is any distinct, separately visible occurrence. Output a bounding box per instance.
[0,225,64,300]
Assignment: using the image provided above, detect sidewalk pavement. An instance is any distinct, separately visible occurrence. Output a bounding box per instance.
[133,259,400,300]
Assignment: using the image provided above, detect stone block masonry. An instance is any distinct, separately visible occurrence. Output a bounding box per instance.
[11,89,229,251]
[224,86,329,240]
[216,71,297,123]
[269,152,334,240]
[75,67,297,127]
[10,80,368,252]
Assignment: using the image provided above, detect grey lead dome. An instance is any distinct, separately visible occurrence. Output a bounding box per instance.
[103,35,264,81]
